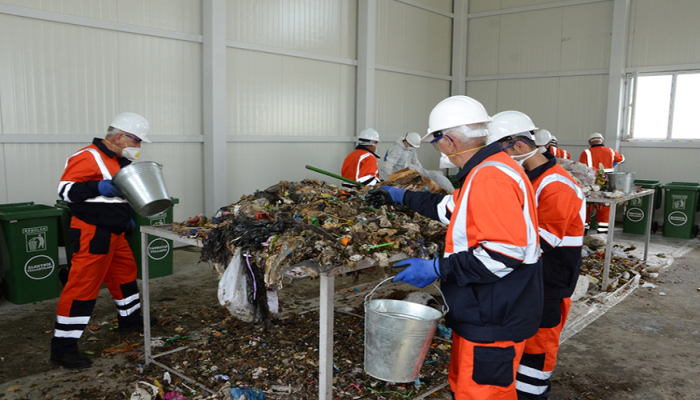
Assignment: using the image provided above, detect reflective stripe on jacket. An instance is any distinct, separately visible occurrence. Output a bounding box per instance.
[341,146,380,186]
[404,144,543,343]
[579,144,624,172]
[57,138,132,233]
[528,153,586,298]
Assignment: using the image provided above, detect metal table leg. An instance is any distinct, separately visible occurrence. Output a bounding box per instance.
[602,204,616,290]
[643,191,654,261]
[141,229,152,365]
[319,273,334,400]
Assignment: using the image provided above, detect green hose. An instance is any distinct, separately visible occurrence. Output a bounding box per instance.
[305,165,364,186]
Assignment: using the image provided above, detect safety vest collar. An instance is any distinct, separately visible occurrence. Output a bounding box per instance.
[590,143,605,148]
[526,151,557,181]
[92,137,132,168]
[455,141,502,181]
[355,145,379,158]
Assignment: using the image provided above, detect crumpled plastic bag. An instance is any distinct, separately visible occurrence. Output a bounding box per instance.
[130,381,160,400]
[218,249,256,322]
[229,387,266,400]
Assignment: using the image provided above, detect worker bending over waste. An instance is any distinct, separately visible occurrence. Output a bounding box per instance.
[579,132,625,233]
[367,96,543,400]
[381,132,455,193]
[488,111,586,399]
[341,128,381,188]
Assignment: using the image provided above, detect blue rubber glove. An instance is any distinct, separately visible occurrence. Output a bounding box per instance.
[366,186,406,206]
[393,258,440,288]
[98,180,122,197]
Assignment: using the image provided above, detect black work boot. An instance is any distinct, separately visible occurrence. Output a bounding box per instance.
[50,351,92,369]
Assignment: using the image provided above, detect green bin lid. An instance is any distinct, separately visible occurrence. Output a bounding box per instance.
[0,204,64,220]
[633,180,662,189]
[171,197,180,205]
[664,182,700,191]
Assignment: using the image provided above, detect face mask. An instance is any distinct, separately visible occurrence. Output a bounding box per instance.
[511,148,538,167]
[439,153,458,169]
[121,147,140,161]
[537,146,547,153]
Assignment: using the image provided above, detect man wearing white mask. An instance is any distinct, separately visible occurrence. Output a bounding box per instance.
[51,112,153,369]
[487,111,585,399]
[381,132,455,192]
[367,96,542,399]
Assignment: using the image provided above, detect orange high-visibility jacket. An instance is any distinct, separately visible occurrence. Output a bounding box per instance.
[341,146,380,186]
[404,146,543,343]
[529,154,586,298]
[579,144,624,172]
[549,145,570,159]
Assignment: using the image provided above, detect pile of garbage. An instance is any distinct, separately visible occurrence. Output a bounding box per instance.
[556,159,641,198]
[579,236,658,293]
[173,176,448,322]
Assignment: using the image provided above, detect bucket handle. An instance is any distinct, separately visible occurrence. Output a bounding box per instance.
[364,276,450,317]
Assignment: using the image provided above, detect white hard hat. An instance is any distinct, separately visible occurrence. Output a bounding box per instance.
[486,111,537,145]
[551,135,558,144]
[534,129,553,146]
[110,112,151,143]
[404,132,421,148]
[422,96,492,142]
[358,128,380,143]
[588,132,604,142]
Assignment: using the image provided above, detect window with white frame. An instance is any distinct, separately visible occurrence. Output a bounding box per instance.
[625,71,700,140]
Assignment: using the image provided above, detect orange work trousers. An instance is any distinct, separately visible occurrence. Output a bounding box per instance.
[449,334,526,400]
[515,298,572,399]
[52,217,140,354]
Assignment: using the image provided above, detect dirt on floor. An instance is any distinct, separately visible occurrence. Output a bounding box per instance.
[1,244,699,399]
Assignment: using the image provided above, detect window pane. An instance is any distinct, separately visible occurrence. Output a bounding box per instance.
[632,75,672,139]
[672,73,700,139]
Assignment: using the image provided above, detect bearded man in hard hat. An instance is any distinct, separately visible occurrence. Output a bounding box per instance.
[341,128,381,188]
[51,112,155,369]
[488,111,585,400]
[381,132,455,192]
[579,132,625,233]
[367,96,543,399]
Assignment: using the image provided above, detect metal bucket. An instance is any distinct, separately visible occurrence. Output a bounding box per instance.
[113,161,172,217]
[364,277,448,383]
[607,172,636,193]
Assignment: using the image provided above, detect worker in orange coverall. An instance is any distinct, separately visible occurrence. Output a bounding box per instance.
[487,111,586,399]
[341,128,381,188]
[579,132,625,233]
[51,112,154,369]
[367,96,543,400]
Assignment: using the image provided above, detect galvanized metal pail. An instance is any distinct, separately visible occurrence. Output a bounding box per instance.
[606,172,636,193]
[113,161,171,217]
[364,276,448,383]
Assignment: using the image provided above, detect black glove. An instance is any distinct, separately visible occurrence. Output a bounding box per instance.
[366,187,406,207]
[125,219,136,238]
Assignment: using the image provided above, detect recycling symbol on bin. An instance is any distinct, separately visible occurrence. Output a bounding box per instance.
[26,234,46,252]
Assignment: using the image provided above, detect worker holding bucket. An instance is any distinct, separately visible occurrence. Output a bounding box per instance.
[367,96,543,399]
[51,112,155,369]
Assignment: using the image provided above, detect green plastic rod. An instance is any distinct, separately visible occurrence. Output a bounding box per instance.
[305,165,364,186]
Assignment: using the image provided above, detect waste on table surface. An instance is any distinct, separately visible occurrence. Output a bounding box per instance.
[556,159,642,198]
[172,172,449,322]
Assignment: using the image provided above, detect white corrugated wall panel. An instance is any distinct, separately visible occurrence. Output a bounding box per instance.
[139,144,204,222]
[412,0,453,13]
[375,70,450,168]
[494,78,561,127]
[619,147,700,185]
[560,2,613,71]
[377,0,452,75]
[556,75,608,142]
[117,33,202,137]
[227,48,356,137]
[497,8,563,75]
[466,16,499,77]
[465,80,498,115]
[0,0,202,34]
[227,143,351,203]
[0,14,118,135]
[469,0,571,14]
[226,0,357,59]
[627,0,700,68]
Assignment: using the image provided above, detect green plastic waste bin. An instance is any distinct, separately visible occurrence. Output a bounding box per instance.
[662,182,700,239]
[623,180,663,235]
[0,204,63,304]
[128,198,179,279]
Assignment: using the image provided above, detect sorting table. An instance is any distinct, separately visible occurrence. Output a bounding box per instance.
[585,189,655,289]
[138,224,390,399]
